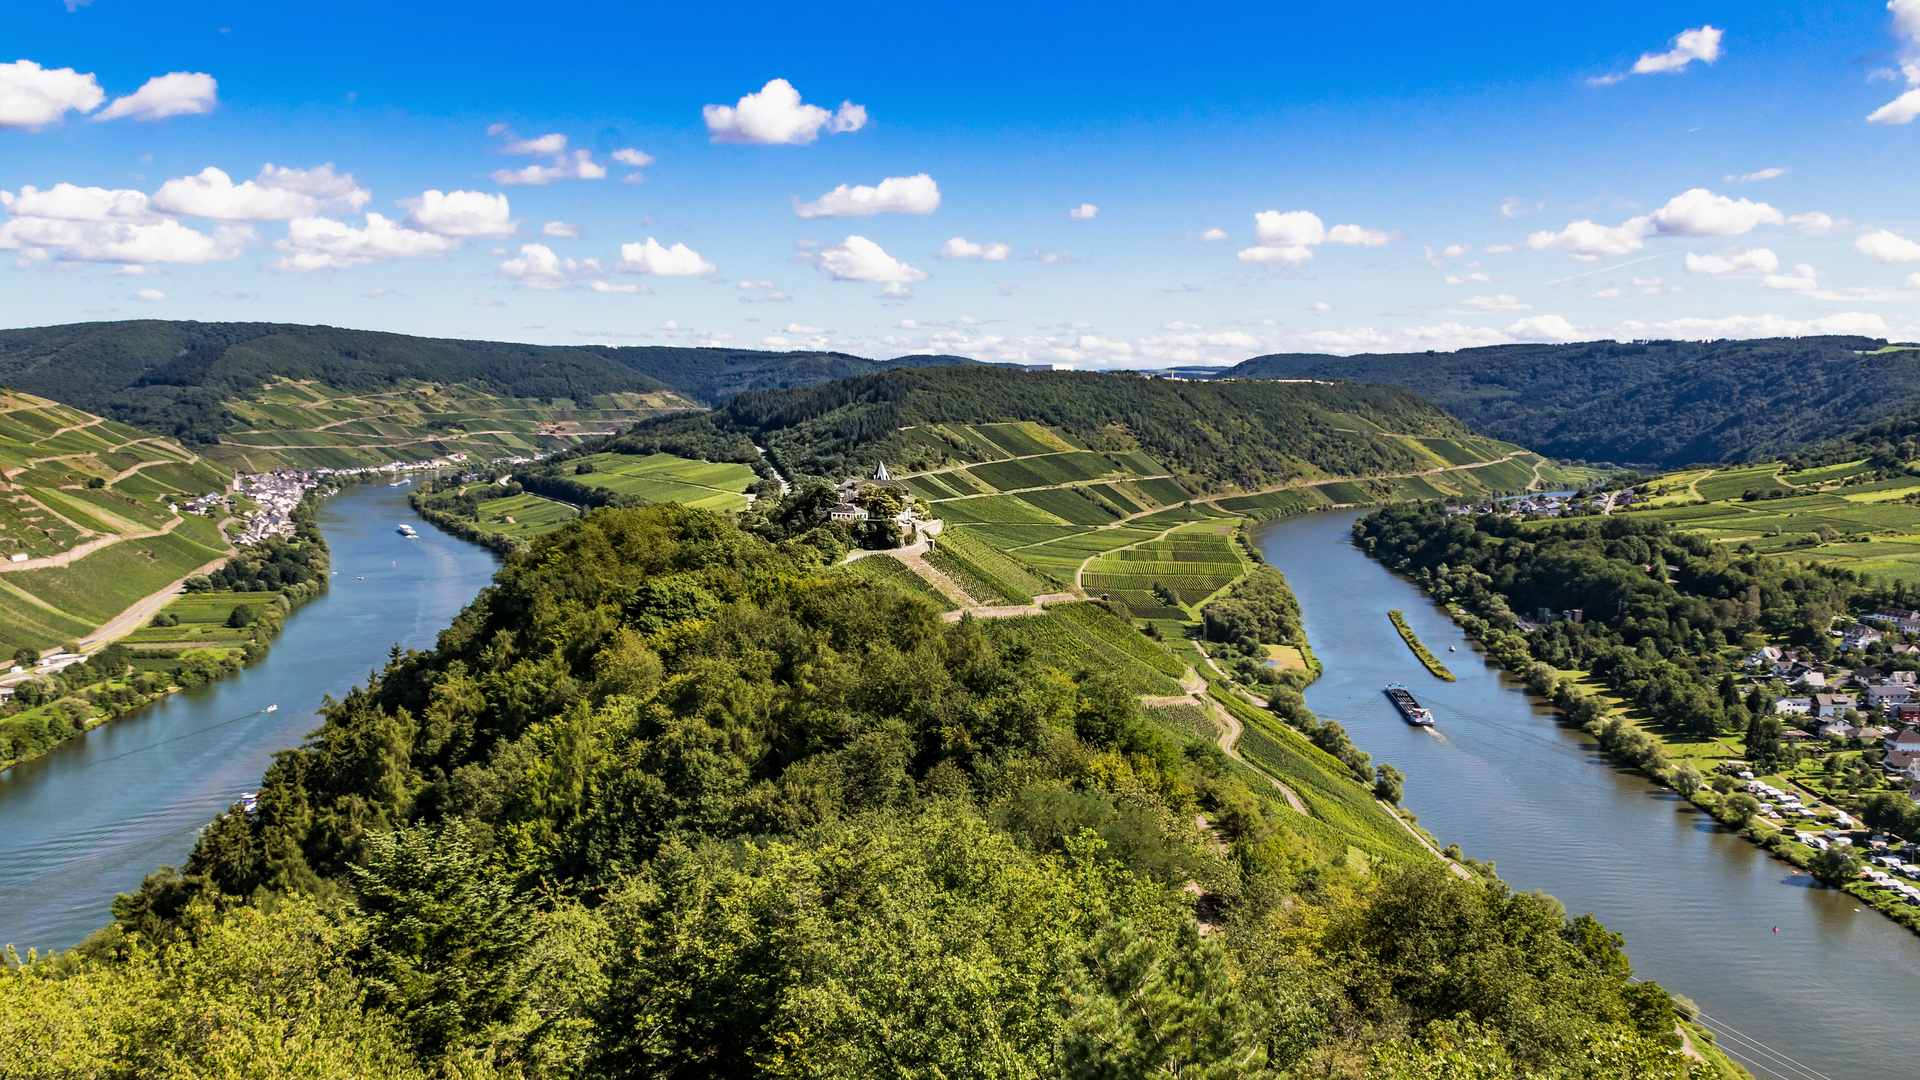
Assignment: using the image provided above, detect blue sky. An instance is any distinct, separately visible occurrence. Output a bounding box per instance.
[5,1,1920,366]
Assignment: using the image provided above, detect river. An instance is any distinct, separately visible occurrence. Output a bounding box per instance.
[0,482,499,953]
[1259,509,1911,1080]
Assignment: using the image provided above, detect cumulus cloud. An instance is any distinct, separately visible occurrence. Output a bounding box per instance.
[399,190,516,237]
[1462,294,1530,311]
[0,184,256,264]
[1760,264,1823,292]
[491,150,606,186]
[132,288,166,301]
[0,60,104,129]
[1200,228,1228,241]
[1632,25,1724,74]
[1500,198,1543,218]
[1684,248,1779,274]
[795,174,940,218]
[812,235,928,295]
[542,221,581,238]
[1507,315,1583,342]
[1869,1,1920,123]
[1857,229,1920,262]
[1649,188,1783,236]
[152,164,369,220]
[496,243,605,290]
[1328,223,1395,246]
[1069,203,1099,220]
[501,132,567,155]
[703,79,866,145]
[611,148,654,166]
[587,280,648,293]
[1726,167,1788,183]
[938,237,1011,260]
[95,71,217,121]
[1238,210,1391,263]
[615,237,716,276]
[1789,211,1841,234]
[267,213,459,272]
[1445,271,1494,285]
[1526,188,1782,260]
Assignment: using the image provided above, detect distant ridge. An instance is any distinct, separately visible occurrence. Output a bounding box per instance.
[1215,336,1916,469]
[0,321,989,444]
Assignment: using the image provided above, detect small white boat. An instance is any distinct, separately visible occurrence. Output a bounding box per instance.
[1448,646,1456,652]
[397,523,418,537]
[265,704,277,712]
[241,792,258,813]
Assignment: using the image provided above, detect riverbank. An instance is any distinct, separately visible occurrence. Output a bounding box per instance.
[0,487,333,775]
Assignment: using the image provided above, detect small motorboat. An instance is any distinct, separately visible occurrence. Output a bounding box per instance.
[240,792,258,813]
[1448,646,1456,652]
[398,523,418,537]
[265,704,277,712]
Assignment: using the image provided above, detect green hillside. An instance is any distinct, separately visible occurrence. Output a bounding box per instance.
[46,501,1690,1080]
[1217,335,1918,470]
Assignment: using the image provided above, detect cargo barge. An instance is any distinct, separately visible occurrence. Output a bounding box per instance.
[1384,683,1435,726]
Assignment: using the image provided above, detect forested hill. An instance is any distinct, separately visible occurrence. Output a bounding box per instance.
[1217,336,1917,469]
[44,502,1688,1078]
[624,364,1482,492]
[0,321,983,443]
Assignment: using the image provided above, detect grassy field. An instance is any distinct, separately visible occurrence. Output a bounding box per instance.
[566,452,757,512]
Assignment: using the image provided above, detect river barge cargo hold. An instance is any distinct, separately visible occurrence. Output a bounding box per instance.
[1384,683,1435,725]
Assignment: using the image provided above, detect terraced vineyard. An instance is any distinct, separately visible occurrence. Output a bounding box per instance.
[0,390,238,653]
[209,379,698,473]
[1594,458,1920,585]
[567,452,757,512]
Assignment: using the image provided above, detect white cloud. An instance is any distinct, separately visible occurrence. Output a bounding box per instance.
[703,79,866,145]
[1869,3,1920,123]
[132,288,166,301]
[399,190,516,237]
[813,235,928,294]
[491,150,606,186]
[938,237,1011,260]
[1462,293,1530,311]
[786,323,826,334]
[1069,203,1099,220]
[95,71,217,121]
[1507,315,1583,342]
[502,133,566,155]
[0,186,255,264]
[795,174,940,218]
[1162,321,1204,331]
[611,148,654,166]
[738,280,774,289]
[0,60,104,130]
[152,165,369,221]
[542,221,581,238]
[1725,167,1788,183]
[1761,264,1822,292]
[267,213,458,271]
[1616,312,1889,337]
[1500,198,1543,218]
[496,243,606,290]
[1525,217,1651,260]
[1684,247,1779,274]
[1649,188,1783,236]
[1312,301,1331,312]
[1199,228,1228,241]
[1789,211,1840,234]
[1239,210,1324,263]
[615,237,715,276]
[1857,229,1920,262]
[1445,271,1493,285]
[588,280,648,293]
[1630,25,1724,75]
[1328,223,1394,246]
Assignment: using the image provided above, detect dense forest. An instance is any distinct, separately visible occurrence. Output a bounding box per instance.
[0,321,984,443]
[623,364,1469,492]
[1219,337,1916,469]
[0,504,1691,1079]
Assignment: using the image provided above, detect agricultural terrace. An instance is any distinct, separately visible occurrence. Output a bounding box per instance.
[1563,458,1920,586]
[208,379,698,473]
[0,391,239,653]
[566,452,757,512]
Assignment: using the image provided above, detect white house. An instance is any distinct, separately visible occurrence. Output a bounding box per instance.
[1843,624,1885,651]
[1885,728,1920,755]
[1814,693,1859,718]
[1774,697,1813,716]
[1867,684,1915,709]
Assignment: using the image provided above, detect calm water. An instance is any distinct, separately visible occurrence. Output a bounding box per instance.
[1262,509,1912,1080]
[0,482,499,952]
